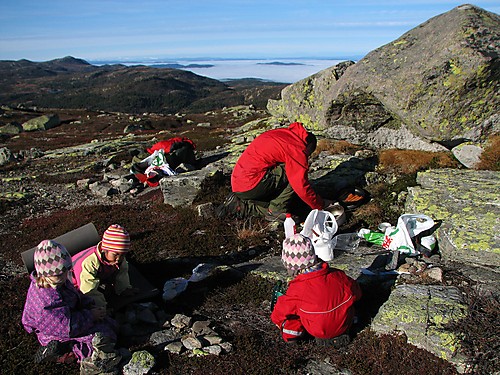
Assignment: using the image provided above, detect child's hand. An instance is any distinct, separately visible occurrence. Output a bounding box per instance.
[91,307,106,321]
[120,287,140,297]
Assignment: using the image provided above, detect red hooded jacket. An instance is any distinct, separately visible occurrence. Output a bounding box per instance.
[271,263,362,339]
[231,122,324,210]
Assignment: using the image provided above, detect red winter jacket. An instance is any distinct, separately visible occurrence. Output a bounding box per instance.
[147,137,196,154]
[271,263,362,339]
[231,122,324,210]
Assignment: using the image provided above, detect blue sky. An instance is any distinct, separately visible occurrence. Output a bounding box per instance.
[0,1,498,62]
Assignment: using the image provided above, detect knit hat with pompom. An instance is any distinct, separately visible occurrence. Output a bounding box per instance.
[34,240,72,277]
[101,224,130,253]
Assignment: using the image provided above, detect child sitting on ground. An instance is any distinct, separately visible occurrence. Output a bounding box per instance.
[22,240,121,373]
[72,224,139,309]
[271,233,362,346]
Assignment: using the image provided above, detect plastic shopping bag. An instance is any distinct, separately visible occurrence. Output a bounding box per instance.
[300,209,338,261]
[358,213,436,256]
[382,214,435,255]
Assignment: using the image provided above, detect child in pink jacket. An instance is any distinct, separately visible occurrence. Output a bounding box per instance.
[22,240,120,372]
[271,233,362,346]
[72,224,138,308]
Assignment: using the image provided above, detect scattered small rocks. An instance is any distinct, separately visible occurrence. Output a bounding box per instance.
[115,303,231,363]
[158,313,231,356]
[397,257,443,283]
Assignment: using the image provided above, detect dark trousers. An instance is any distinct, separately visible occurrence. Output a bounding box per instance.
[235,165,295,217]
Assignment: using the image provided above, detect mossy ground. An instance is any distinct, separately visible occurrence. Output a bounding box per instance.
[0,108,495,374]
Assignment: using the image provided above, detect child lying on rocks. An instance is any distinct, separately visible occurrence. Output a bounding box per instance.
[22,240,121,373]
[271,233,362,347]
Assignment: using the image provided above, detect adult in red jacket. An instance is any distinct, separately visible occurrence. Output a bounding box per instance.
[271,234,362,344]
[225,122,329,220]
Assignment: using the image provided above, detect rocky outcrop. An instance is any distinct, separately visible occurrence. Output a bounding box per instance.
[268,5,500,150]
[405,168,500,293]
[371,284,467,370]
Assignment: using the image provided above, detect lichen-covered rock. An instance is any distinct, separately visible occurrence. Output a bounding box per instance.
[269,5,500,149]
[406,169,500,267]
[122,350,155,375]
[159,168,214,207]
[0,122,23,135]
[22,114,60,132]
[267,60,355,129]
[371,284,467,370]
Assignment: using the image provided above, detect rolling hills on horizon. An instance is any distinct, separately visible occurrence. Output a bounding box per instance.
[0,56,286,114]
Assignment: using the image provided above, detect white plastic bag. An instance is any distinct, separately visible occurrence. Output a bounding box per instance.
[382,213,435,255]
[300,209,338,261]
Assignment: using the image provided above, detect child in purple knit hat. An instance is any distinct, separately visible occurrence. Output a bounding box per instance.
[271,233,362,346]
[22,240,121,373]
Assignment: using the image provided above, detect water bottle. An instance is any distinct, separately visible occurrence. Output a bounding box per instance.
[284,214,296,238]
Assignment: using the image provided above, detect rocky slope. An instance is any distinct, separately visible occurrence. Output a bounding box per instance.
[268,4,500,151]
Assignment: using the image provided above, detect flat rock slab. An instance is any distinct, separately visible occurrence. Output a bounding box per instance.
[406,169,500,291]
[371,284,467,370]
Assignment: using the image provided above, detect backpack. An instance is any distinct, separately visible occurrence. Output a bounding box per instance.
[300,209,338,261]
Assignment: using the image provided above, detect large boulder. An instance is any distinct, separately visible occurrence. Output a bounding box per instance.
[268,5,499,150]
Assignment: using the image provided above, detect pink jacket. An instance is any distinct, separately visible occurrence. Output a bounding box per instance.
[71,245,131,307]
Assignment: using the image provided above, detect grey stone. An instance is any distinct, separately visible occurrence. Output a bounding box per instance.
[0,147,15,166]
[303,359,352,375]
[452,142,484,169]
[89,181,118,197]
[22,114,60,132]
[218,342,233,353]
[191,320,214,336]
[164,341,184,354]
[181,335,203,350]
[159,168,214,207]
[122,350,155,375]
[423,267,443,282]
[0,122,23,135]
[149,329,181,346]
[171,313,192,329]
[371,284,467,369]
[203,335,223,345]
[203,345,222,356]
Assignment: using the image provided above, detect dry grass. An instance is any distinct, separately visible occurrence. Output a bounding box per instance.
[313,139,361,157]
[378,149,459,175]
[476,135,500,171]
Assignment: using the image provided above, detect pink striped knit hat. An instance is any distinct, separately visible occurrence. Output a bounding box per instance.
[34,240,73,277]
[101,224,130,253]
[282,233,317,274]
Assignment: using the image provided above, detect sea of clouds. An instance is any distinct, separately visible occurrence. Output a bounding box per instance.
[93,58,347,83]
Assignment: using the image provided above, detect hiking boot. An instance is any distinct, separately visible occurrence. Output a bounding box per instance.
[34,340,64,363]
[216,193,243,218]
[264,210,290,223]
[315,334,351,349]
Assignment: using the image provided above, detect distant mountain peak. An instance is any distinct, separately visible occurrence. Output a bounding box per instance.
[49,56,90,65]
